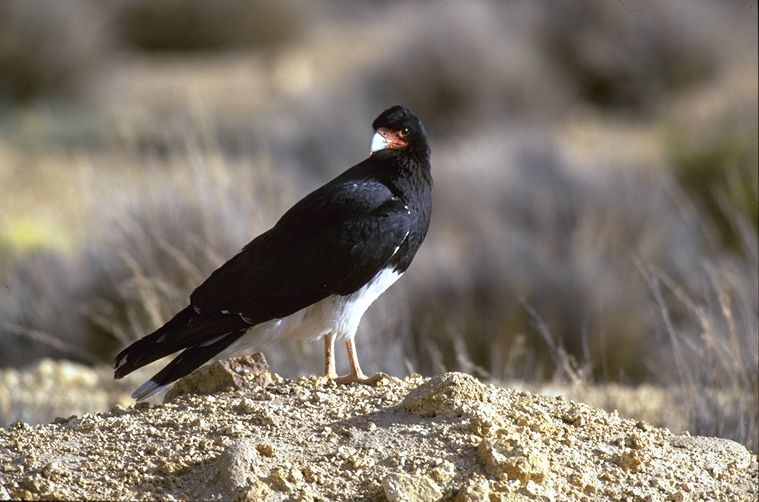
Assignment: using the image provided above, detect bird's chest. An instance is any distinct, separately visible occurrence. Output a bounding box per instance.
[311,267,403,340]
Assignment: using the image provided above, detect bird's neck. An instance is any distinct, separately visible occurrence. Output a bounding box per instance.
[365,149,432,204]
[389,154,432,205]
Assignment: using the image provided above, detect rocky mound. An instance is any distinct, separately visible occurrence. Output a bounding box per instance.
[0,361,756,501]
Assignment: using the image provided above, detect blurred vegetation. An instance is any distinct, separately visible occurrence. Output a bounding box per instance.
[0,0,109,104]
[403,148,715,383]
[110,0,303,53]
[0,0,302,106]
[537,1,719,111]
[0,0,756,449]
[667,123,758,251]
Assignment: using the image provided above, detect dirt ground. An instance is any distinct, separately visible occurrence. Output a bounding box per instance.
[0,358,756,501]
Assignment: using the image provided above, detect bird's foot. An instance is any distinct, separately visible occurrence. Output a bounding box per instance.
[335,371,389,386]
[317,372,339,385]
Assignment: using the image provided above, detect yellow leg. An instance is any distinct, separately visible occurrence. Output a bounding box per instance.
[335,339,385,385]
[323,333,337,380]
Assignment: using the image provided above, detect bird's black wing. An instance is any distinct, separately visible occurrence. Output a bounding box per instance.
[190,177,411,322]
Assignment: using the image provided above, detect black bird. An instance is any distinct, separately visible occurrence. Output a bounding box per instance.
[114,106,433,400]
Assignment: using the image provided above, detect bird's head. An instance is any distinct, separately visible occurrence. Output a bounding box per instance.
[370,106,429,157]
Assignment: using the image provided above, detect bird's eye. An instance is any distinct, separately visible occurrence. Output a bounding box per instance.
[398,127,410,138]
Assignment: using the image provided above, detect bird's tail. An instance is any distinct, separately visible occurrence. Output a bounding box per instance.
[113,306,249,400]
[129,330,246,400]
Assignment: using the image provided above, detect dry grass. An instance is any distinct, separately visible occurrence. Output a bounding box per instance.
[642,204,758,450]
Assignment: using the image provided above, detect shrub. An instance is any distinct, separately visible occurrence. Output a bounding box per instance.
[110,0,304,53]
[666,111,758,251]
[0,0,109,103]
[535,0,721,111]
[361,3,567,134]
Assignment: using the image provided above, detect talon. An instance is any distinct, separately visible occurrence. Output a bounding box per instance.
[317,372,338,385]
[335,371,387,386]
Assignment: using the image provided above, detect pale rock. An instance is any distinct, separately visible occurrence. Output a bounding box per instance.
[382,472,443,502]
[165,353,272,402]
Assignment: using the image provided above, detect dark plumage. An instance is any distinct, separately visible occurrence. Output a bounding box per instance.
[114,105,432,399]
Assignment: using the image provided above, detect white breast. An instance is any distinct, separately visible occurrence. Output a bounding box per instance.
[219,268,403,359]
[333,267,403,339]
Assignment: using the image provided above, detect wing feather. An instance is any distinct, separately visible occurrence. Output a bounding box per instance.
[190,177,410,322]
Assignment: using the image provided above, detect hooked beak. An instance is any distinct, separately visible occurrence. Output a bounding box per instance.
[370,128,407,154]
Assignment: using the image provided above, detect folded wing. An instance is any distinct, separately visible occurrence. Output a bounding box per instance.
[190,178,412,323]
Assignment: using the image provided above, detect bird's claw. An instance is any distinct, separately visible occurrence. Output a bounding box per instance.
[334,371,389,386]
[316,373,339,385]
